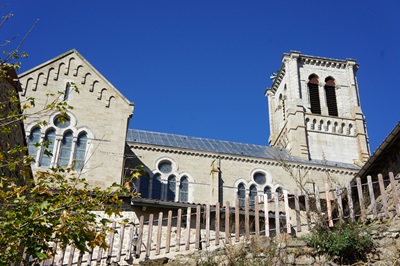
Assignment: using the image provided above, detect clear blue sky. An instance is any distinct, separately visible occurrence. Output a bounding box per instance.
[4,0,399,153]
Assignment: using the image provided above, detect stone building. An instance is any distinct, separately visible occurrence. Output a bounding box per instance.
[18,50,369,206]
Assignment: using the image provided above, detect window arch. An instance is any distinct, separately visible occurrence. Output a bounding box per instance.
[167,175,176,201]
[59,131,73,166]
[237,183,246,208]
[324,77,338,116]
[264,186,272,200]
[179,176,189,202]
[28,127,41,163]
[308,75,321,114]
[74,132,87,170]
[40,129,56,167]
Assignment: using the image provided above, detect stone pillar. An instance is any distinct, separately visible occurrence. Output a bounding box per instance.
[210,158,220,204]
[285,105,309,160]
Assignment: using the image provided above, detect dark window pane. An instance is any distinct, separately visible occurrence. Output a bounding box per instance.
[152,174,162,199]
[179,176,189,202]
[40,129,56,167]
[167,175,176,201]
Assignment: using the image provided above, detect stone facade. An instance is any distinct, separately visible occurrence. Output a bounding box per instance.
[19,50,134,188]
[266,51,370,165]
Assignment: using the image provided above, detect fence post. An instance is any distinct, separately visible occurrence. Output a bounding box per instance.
[314,185,321,214]
[356,177,365,221]
[264,194,270,237]
[274,191,280,236]
[206,204,210,247]
[225,201,231,244]
[255,198,260,237]
[235,198,240,242]
[176,209,182,252]
[156,212,163,255]
[378,174,390,219]
[325,183,333,227]
[215,202,220,246]
[166,210,172,253]
[346,181,355,222]
[284,190,291,234]
[367,175,378,220]
[185,207,191,250]
[116,223,125,262]
[294,189,301,233]
[146,214,154,258]
[245,196,250,240]
[136,215,144,258]
[106,221,116,264]
[304,190,311,230]
[389,172,400,216]
[336,184,344,221]
[195,205,201,250]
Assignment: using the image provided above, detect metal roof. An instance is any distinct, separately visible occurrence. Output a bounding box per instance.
[126,129,360,170]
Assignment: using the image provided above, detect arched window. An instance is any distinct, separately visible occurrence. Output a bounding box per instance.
[179,176,189,202]
[58,131,73,166]
[152,174,162,199]
[264,186,272,200]
[167,175,176,201]
[28,127,41,163]
[249,185,257,209]
[308,75,321,114]
[325,78,338,116]
[74,133,87,170]
[139,176,149,198]
[237,183,246,208]
[40,129,56,167]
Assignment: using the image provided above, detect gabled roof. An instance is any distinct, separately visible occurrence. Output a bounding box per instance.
[19,49,134,107]
[127,129,360,170]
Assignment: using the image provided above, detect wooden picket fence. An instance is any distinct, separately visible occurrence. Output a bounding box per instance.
[35,172,400,265]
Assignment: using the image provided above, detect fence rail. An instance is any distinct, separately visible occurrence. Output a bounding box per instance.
[32,172,400,265]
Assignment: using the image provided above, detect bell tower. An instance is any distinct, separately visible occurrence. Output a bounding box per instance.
[266,51,370,165]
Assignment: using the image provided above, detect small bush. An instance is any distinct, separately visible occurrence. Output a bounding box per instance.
[303,221,373,264]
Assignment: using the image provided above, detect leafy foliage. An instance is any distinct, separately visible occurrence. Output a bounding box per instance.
[0,14,142,263]
[303,221,373,264]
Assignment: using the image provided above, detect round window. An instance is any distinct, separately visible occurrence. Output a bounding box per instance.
[158,160,172,174]
[253,172,266,185]
[54,115,71,128]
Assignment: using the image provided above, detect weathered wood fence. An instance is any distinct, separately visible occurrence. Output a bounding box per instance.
[40,172,399,265]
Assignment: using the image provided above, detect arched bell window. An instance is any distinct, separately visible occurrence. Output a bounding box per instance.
[308,75,321,114]
[325,77,338,116]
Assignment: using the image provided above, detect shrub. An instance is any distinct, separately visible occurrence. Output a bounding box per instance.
[303,221,373,264]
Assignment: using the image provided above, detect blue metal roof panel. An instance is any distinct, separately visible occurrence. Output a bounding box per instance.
[127,129,360,170]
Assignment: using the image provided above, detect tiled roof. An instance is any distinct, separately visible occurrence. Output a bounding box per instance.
[127,129,360,170]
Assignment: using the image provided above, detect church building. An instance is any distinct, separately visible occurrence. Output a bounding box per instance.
[18,50,369,207]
